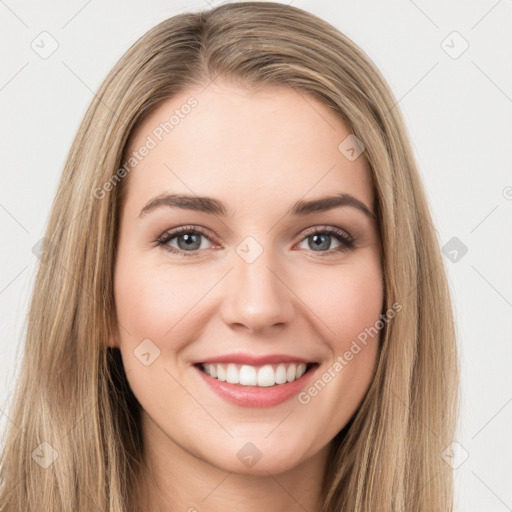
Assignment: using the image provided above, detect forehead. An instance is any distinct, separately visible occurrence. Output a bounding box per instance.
[121,81,373,216]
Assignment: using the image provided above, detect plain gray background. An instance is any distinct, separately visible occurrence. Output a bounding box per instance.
[1,1,511,510]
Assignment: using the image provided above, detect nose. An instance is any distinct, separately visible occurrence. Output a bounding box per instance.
[220,248,295,334]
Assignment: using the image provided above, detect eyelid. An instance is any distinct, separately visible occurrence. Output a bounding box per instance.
[156,225,211,242]
[156,224,355,257]
[156,225,219,252]
[298,224,353,242]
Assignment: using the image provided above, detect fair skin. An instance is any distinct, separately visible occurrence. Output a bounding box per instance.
[112,79,383,511]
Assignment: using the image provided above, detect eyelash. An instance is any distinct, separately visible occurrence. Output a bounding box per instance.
[155,225,355,258]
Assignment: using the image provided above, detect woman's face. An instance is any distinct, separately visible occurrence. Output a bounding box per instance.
[113,80,383,475]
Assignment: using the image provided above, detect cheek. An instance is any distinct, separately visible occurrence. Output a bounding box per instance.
[300,257,383,391]
[303,260,384,345]
[113,260,202,409]
[295,262,383,428]
[114,259,207,346]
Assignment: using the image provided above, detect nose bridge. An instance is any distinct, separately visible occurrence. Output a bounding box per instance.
[220,236,294,331]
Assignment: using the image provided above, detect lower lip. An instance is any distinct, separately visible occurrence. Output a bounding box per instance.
[193,364,318,408]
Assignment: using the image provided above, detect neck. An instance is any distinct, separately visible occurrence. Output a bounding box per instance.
[133,412,331,512]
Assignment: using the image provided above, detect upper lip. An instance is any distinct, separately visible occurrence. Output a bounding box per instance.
[192,353,316,366]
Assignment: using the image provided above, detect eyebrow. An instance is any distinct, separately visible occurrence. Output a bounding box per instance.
[138,193,375,219]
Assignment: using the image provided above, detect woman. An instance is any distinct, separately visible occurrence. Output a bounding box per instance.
[0,2,458,511]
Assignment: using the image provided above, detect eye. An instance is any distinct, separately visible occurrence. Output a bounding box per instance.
[156,226,215,257]
[296,226,354,255]
[156,225,355,257]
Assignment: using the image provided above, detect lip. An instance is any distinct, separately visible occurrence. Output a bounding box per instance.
[193,362,319,408]
[192,353,314,366]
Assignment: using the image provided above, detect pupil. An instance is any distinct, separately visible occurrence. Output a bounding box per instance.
[178,233,201,250]
[175,233,332,252]
[311,234,330,251]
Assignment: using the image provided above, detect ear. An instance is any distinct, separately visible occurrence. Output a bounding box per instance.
[107,312,122,348]
[105,337,118,349]
[110,329,121,348]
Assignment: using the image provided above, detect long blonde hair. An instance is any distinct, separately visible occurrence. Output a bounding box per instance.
[0,2,458,510]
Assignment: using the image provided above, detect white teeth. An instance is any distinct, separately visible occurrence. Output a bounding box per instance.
[201,362,310,387]
[226,363,239,384]
[275,364,287,384]
[286,363,297,382]
[216,365,226,382]
[257,365,275,387]
[239,365,257,385]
